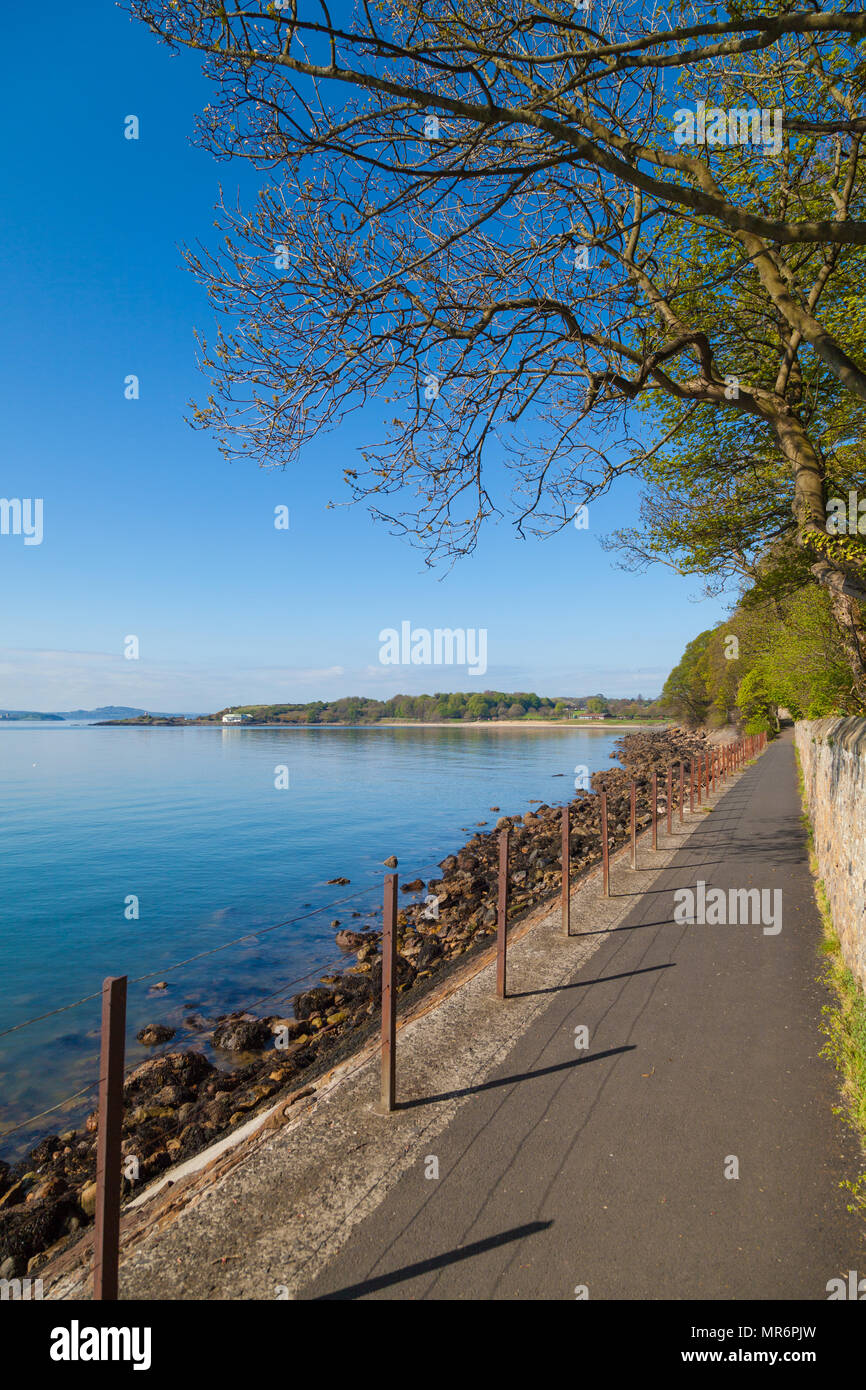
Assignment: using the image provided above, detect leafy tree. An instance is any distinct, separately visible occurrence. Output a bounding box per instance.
[466,692,491,718]
[736,668,775,735]
[663,579,855,729]
[134,1,866,693]
[661,630,713,728]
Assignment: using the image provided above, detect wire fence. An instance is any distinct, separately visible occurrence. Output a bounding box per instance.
[0,733,767,1296]
[0,843,498,1141]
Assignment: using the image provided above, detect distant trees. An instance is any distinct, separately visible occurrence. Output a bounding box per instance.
[217,690,662,724]
[662,581,857,730]
[661,632,714,728]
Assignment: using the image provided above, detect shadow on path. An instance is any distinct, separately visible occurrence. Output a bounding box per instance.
[314,1220,554,1300]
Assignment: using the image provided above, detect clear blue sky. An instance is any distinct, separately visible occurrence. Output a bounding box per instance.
[0,2,729,712]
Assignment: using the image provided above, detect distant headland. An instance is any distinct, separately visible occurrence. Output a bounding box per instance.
[95,692,666,727]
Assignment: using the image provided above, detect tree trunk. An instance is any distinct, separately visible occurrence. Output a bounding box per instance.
[772,410,866,706]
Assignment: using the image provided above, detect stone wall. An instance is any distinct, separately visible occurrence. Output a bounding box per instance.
[796,718,866,991]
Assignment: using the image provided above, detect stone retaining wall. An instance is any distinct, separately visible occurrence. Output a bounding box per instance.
[795,718,866,990]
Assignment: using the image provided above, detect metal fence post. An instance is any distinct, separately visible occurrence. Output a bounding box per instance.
[651,770,657,849]
[497,828,509,997]
[376,872,398,1113]
[561,805,570,937]
[666,766,672,836]
[630,780,637,868]
[689,758,695,814]
[679,762,685,822]
[93,974,127,1301]
[601,792,610,897]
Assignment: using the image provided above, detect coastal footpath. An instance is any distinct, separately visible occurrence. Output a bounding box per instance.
[40,730,866,1298]
[0,728,703,1283]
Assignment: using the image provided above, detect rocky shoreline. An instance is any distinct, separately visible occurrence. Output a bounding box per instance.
[0,726,707,1281]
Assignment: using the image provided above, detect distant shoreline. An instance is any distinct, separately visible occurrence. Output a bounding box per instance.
[95,718,669,731]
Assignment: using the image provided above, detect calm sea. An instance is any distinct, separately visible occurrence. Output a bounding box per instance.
[0,721,627,1156]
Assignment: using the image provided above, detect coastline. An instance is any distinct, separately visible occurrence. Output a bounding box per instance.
[0,724,700,1282]
[96,717,669,730]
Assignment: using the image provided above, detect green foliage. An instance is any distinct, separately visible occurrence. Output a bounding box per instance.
[663,580,861,728]
[736,668,774,734]
[660,630,714,728]
[199,691,666,725]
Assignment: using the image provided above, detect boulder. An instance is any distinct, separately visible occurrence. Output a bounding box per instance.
[293,986,336,1021]
[123,1050,215,1102]
[212,1018,272,1052]
[369,954,416,1004]
[0,1196,81,1270]
[335,928,375,950]
[415,937,444,972]
[136,1024,176,1046]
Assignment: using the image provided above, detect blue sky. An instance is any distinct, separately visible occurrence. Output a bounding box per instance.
[0,2,729,712]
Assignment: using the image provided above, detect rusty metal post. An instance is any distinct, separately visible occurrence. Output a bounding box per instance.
[561,805,570,937]
[630,780,637,868]
[705,754,710,798]
[376,872,398,1113]
[93,975,127,1301]
[711,752,716,794]
[666,766,672,836]
[689,759,695,814]
[601,792,610,897]
[697,756,702,805]
[678,762,685,822]
[651,770,657,850]
[497,828,509,997]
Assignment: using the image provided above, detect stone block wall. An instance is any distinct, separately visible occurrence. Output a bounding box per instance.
[796,718,866,991]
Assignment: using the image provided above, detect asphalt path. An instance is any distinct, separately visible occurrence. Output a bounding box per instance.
[298,734,865,1300]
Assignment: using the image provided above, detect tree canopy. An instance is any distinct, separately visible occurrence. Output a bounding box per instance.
[133,0,866,695]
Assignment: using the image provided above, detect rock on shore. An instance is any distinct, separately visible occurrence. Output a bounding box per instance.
[0,726,707,1278]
